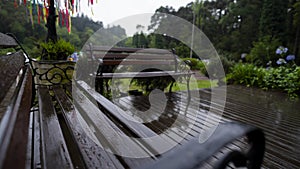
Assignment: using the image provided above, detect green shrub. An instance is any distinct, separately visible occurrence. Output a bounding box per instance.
[40,39,75,60]
[248,36,281,66]
[203,55,235,80]
[181,58,204,70]
[219,55,235,74]
[227,63,300,98]
[130,68,174,95]
[227,63,266,87]
[263,67,300,97]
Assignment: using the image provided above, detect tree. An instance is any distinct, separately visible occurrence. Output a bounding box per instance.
[292,1,300,63]
[259,0,289,42]
[132,32,149,48]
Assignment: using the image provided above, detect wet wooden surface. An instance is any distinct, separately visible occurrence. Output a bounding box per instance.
[113,85,300,169]
[38,86,74,169]
[0,67,32,169]
[0,32,18,47]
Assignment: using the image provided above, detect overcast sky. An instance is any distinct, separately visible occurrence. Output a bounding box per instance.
[80,0,193,26]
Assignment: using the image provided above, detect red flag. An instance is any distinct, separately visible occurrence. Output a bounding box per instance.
[38,6,40,24]
[61,10,65,26]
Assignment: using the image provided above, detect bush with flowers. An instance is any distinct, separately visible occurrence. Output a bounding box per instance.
[247,36,281,66]
[227,46,299,99]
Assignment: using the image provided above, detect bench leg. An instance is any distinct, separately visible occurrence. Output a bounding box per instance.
[169,80,175,93]
[96,78,104,95]
[186,75,191,100]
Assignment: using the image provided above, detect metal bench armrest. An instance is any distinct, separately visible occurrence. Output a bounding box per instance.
[141,122,265,169]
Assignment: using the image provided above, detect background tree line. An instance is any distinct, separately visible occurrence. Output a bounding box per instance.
[1,0,300,66]
[121,0,300,66]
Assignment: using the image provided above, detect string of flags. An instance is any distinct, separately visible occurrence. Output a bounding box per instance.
[15,0,96,33]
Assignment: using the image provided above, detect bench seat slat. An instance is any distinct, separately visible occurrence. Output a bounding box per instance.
[73,86,157,168]
[86,46,173,54]
[53,87,125,169]
[102,60,175,65]
[38,86,74,169]
[0,51,25,102]
[77,81,178,151]
[93,53,175,60]
[0,67,32,169]
[97,71,192,79]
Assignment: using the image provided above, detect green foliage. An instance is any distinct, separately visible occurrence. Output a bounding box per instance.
[130,69,173,95]
[227,63,300,98]
[132,32,148,48]
[0,48,15,56]
[203,55,235,80]
[174,44,190,58]
[263,66,300,97]
[248,36,281,66]
[181,58,204,70]
[40,39,75,60]
[227,63,266,87]
[259,0,288,42]
[219,55,235,74]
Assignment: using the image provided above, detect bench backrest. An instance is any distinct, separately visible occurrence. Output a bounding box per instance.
[0,33,33,169]
[84,45,179,75]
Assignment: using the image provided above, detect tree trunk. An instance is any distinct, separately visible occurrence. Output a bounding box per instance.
[294,25,300,64]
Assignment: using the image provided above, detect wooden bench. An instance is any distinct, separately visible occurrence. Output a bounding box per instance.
[0,32,266,169]
[0,33,33,169]
[83,45,193,96]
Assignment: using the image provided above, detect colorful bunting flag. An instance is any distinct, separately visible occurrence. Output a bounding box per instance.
[19,0,97,32]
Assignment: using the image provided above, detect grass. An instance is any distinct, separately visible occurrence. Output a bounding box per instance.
[171,79,218,92]
[110,78,218,95]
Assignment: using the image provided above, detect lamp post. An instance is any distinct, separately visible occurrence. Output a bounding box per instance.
[190,11,195,58]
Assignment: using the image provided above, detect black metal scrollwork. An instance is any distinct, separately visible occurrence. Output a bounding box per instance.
[32,60,75,86]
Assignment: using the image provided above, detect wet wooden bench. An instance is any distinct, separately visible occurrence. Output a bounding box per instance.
[0,33,33,168]
[83,45,193,96]
[0,33,266,169]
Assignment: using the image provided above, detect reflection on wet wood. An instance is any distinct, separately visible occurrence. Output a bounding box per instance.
[114,85,300,169]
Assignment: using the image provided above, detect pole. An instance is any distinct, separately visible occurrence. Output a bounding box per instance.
[46,0,57,42]
[190,11,195,58]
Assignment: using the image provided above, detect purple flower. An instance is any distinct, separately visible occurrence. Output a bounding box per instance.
[276,46,288,55]
[286,54,295,61]
[276,48,282,55]
[276,58,287,65]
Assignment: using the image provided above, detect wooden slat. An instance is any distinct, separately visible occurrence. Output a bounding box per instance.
[32,109,42,169]
[97,71,192,79]
[0,33,18,48]
[169,88,300,169]
[0,51,25,102]
[78,81,155,138]
[53,87,125,169]
[38,86,74,169]
[72,85,157,168]
[85,46,173,55]
[93,53,175,60]
[102,60,175,65]
[0,67,32,169]
[77,81,181,157]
